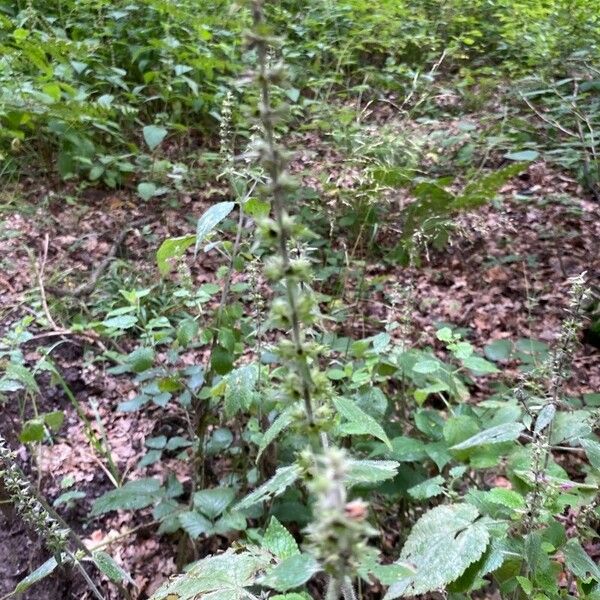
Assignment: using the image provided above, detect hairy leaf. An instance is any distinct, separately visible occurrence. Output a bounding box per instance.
[91,478,161,515]
[263,517,299,560]
[194,201,235,256]
[235,465,302,511]
[334,396,391,449]
[261,553,320,592]
[385,504,490,598]
[14,557,59,593]
[451,423,525,450]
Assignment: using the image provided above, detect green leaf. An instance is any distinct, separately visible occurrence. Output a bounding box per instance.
[345,459,399,485]
[235,465,302,511]
[436,327,454,342]
[451,422,525,450]
[244,197,270,218]
[550,411,593,444]
[563,538,600,583]
[128,347,155,373]
[454,163,524,210]
[382,436,428,462]
[91,478,161,515]
[93,551,135,585]
[143,125,167,151]
[334,396,391,449]
[44,411,64,430]
[385,504,490,598]
[150,550,272,600]
[516,575,534,594]
[177,319,199,347]
[5,363,39,393]
[263,517,300,559]
[484,339,512,362]
[156,235,196,275]
[102,314,138,329]
[137,181,157,201]
[504,150,539,161]
[214,511,247,534]
[408,475,445,500]
[193,487,235,519]
[257,408,294,462]
[484,488,525,510]
[580,438,600,470]
[14,557,58,593]
[53,490,86,507]
[194,201,235,256]
[20,418,45,442]
[412,359,440,374]
[461,355,499,374]
[534,404,556,434]
[261,554,320,592]
[179,510,213,538]
[211,345,234,376]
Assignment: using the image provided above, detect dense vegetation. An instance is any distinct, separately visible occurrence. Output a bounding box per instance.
[0,1,599,600]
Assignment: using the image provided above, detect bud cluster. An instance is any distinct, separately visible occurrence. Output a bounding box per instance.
[0,434,69,553]
[249,0,328,432]
[303,448,374,581]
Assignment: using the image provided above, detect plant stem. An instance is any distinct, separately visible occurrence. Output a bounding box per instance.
[253,0,315,426]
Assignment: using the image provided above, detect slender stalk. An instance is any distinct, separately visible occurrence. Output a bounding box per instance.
[252,0,315,426]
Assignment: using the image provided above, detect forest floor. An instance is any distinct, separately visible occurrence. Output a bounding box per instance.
[1,113,599,599]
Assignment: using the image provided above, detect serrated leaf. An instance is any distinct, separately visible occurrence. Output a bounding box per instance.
[484,488,525,510]
[137,181,157,201]
[128,347,154,373]
[534,404,556,434]
[345,459,399,485]
[235,465,302,511]
[214,510,247,534]
[193,487,235,519]
[563,538,600,583]
[14,557,58,593]
[263,517,299,559]
[580,438,600,470]
[385,504,490,598]
[257,408,294,462]
[102,314,138,329]
[244,197,270,218]
[93,551,135,585]
[143,125,167,151]
[150,550,272,600]
[261,554,320,592]
[550,411,593,444]
[91,478,161,515]
[461,355,499,374]
[408,475,445,500]
[194,201,235,256]
[451,422,524,450]
[484,339,512,362]
[377,436,428,462]
[5,363,39,393]
[179,510,213,538]
[334,396,391,449]
[156,234,196,275]
[177,319,199,347]
[412,359,440,374]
